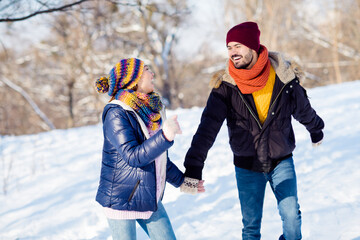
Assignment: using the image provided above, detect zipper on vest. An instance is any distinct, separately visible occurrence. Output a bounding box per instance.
[153,161,159,211]
[128,180,141,202]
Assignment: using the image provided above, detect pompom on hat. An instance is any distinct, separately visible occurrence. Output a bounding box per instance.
[95,58,145,96]
[226,21,261,52]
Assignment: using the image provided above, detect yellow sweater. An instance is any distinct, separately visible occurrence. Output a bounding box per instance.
[252,65,276,125]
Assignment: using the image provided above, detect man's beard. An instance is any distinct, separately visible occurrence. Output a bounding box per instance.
[232,51,253,69]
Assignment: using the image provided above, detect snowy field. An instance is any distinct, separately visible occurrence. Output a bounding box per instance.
[1,81,360,240]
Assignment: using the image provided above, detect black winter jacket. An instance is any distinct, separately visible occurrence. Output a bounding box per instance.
[184,52,324,179]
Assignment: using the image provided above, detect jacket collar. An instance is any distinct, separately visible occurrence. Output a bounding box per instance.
[109,99,150,139]
[268,51,296,84]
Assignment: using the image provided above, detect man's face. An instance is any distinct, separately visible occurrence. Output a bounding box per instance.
[227,41,254,69]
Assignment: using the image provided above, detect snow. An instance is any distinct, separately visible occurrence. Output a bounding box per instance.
[1,80,360,240]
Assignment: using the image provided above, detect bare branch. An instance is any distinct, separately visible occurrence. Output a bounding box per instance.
[0,76,56,130]
[105,0,138,7]
[0,0,91,22]
[300,22,360,61]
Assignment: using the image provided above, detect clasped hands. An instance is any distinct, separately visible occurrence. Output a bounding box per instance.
[180,177,205,195]
[163,115,205,195]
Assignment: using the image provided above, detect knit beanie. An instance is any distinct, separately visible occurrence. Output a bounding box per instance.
[226,22,261,52]
[95,58,145,96]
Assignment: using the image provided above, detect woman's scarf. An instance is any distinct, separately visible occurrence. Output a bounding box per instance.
[228,45,271,94]
[115,89,163,131]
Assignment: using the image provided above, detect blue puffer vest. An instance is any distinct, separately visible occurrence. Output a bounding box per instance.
[96,101,184,212]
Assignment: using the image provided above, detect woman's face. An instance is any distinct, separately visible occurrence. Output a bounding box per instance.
[136,65,155,94]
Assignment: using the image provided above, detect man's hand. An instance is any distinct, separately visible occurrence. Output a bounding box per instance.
[312,139,323,147]
[180,177,205,195]
[311,131,323,148]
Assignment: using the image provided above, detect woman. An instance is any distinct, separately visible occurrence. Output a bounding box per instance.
[95,58,201,240]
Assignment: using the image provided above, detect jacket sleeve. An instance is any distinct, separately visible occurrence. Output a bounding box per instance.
[104,107,173,168]
[184,85,228,180]
[165,155,185,188]
[291,81,325,143]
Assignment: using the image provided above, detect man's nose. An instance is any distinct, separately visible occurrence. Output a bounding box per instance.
[229,49,236,56]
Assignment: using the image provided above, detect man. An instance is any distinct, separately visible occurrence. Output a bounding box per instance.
[180,22,324,240]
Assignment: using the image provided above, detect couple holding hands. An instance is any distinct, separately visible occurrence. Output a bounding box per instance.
[95,22,324,240]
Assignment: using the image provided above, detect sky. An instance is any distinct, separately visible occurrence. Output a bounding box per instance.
[1,80,360,239]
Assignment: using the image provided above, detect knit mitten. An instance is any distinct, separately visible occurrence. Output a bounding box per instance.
[163,115,182,141]
[180,177,199,195]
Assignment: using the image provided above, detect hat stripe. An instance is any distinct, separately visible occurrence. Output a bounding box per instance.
[121,59,135,89]
[104,58,145,96]
[113,62,121,93]
[108,68,116,95]
[128,59,143,89]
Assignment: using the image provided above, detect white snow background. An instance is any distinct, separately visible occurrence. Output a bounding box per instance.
[1,80,360,240]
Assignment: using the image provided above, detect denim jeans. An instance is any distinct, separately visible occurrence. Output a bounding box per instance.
[107,201,176,240]
[235,157,302,240]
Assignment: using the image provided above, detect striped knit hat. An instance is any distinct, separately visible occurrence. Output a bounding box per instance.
[95,58,145,96]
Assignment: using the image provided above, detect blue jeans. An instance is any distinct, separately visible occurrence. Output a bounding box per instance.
[107,201,176,240]
[235,157,302,240]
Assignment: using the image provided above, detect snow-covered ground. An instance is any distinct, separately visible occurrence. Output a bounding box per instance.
[1,81,360,240]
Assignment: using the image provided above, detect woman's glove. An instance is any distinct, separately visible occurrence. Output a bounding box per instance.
[163,115,182,141]
[180,177,205,195]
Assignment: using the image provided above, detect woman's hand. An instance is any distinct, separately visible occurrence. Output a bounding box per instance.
[163,115,182,141]
[180,177,205,195]
[198,180,205,193]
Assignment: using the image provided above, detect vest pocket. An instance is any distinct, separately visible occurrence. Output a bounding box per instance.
[128,180,140,202]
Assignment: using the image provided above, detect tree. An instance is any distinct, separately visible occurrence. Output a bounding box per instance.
[0,0,90,22]
[0,0,191,134]
[114,0,190,106]
[222,0,360,87]
[0,45,56,134]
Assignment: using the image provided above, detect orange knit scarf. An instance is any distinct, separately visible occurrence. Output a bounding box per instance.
[228,45,270,94]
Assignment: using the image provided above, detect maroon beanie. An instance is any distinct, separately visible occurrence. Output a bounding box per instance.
[226,22,261,52]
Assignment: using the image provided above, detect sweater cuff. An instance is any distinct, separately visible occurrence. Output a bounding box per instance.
[184,166,203,180]
[311,131,324,143]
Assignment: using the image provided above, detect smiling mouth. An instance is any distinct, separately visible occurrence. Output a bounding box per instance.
[232,56,242,61]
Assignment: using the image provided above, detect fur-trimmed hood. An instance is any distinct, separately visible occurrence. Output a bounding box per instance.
[210,52,305,89]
